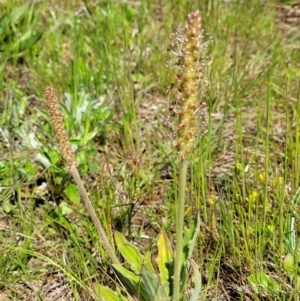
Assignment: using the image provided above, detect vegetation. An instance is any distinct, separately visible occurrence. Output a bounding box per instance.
[1,0,300,300]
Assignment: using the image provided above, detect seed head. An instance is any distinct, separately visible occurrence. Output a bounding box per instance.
[166,10,208,160]
[44,86,77,169]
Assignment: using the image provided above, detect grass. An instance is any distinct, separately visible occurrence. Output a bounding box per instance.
[1,0,300,300]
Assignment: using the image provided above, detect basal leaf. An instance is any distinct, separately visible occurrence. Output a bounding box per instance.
[64,183,80,204]
[188,259,202,301]
[144,251,155,273]
[156,230,173,297]
[93,283,134,301]
[283,253,294,273]
[9,1,32,24]
[115,231,148,274]
[182,211,201,262]
[112,263,139,297]
[248,271,280,295]
[93,283,121,301]
[0,2,32,39]
[181,212,201,292]
[140,269,169,301]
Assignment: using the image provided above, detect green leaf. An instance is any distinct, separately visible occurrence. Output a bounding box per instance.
[248,272,268,291]
[59,201,73,216]
[140,269,168,301]
[9,1,32,24]
[248,271,280,295]
[112,263,140,297]
[115,231,152,274]
[283,253,300,290]
[188,259,202,301]
[182,211,201,262]
[17,31,43,52]
[283,253,294,273]
[0,2,31,35]
[156,230,173,297]
[93,284,120,301]
[93,283,133,301]
[113,264,168,301]
[144,251,155,274]
[2,199,14,213]
[64,183,80,204]
[296,275,300,291]
[181,212,201,292]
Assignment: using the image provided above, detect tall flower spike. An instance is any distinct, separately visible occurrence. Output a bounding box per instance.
[45,86,77,169]
[167,10,207,161]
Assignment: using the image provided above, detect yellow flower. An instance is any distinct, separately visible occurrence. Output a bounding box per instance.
[267,224,275,231]
[258,173,265,183]
[278,176,284,184]
[236,162,243,171]
[207,196,215,206]
[249,191,258,203]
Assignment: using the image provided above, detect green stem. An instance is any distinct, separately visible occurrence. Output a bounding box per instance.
[69,165,120,265]
[173,160,188,301]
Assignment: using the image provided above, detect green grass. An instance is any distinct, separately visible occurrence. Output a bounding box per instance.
[1,0,300,300]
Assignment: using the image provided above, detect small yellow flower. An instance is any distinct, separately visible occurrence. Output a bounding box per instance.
[236,162,243,171]
[249,191,258,203]
[278,176,284,184]
[267,223,275,231]
[258,173,265,183]
[207,196,215,206]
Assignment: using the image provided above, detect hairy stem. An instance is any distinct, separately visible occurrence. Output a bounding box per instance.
[173,159,188,301]
[69,165,120,265]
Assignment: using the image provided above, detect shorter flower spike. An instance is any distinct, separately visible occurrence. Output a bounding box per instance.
[44,86,77,169]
